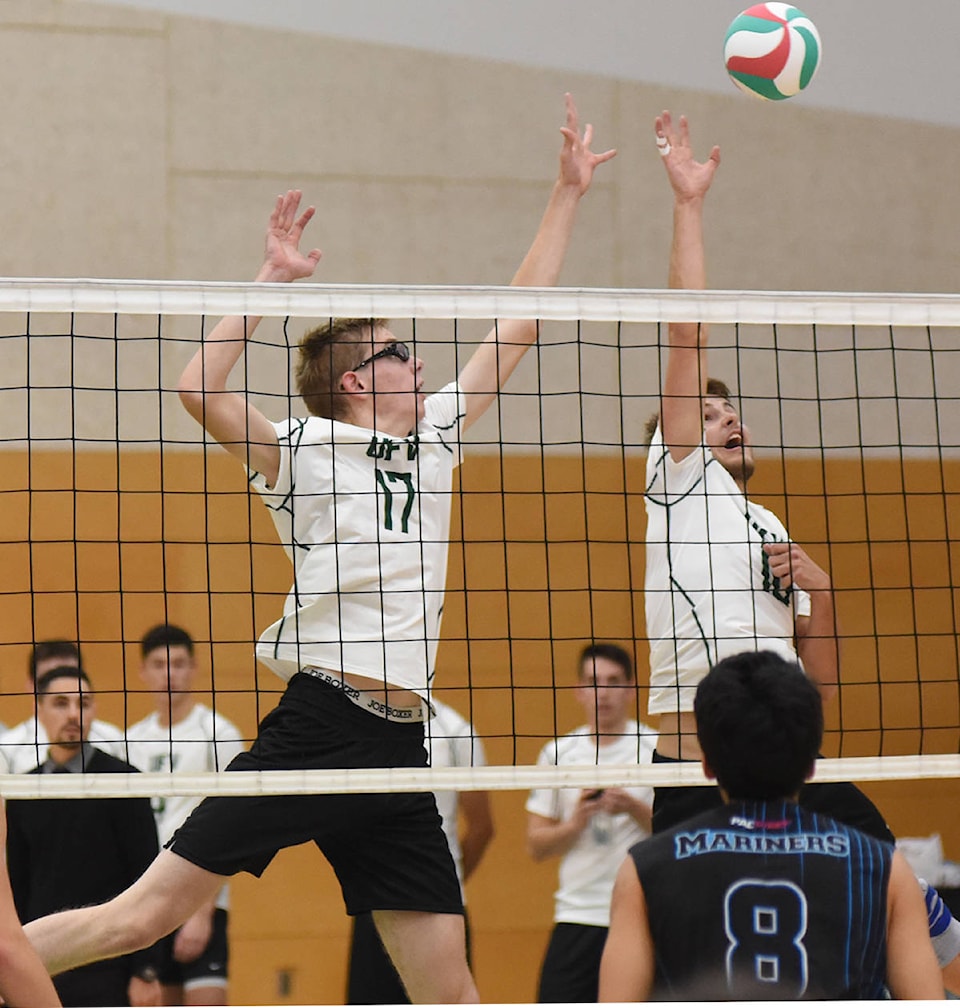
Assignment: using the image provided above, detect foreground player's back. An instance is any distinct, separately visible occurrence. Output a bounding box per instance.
[632,799,891,1000]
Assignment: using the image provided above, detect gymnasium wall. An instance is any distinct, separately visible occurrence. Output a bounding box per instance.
[3,1,960,294]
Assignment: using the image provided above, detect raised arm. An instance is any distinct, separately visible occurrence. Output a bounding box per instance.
[458,93,615,431]
[178,190,322,486]
[656,111,721,462]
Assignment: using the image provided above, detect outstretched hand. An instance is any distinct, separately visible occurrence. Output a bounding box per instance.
[259,189,323,283]
[655,110,720,202]
[559,93,617,196]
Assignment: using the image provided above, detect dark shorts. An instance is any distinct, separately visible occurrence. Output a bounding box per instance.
[798,780,896,843]
[168,674,463,917]
[651,751,723,833]
[54,961,131,1008]
[537,922,609,1003]
[155,908,229,989]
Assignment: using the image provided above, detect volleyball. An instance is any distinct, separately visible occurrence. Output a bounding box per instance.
[724,3,821,101]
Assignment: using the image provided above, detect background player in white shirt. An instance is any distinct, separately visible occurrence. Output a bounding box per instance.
[526,643,656,1002]
[0,640,125,774]
[125,624,244,1007]
[24,93,615,1004]
[643,111,837,831]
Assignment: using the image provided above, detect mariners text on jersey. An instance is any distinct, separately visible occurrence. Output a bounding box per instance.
[674,829,850,860]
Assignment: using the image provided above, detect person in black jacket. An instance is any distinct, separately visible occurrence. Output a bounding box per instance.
[6,666,160,1007]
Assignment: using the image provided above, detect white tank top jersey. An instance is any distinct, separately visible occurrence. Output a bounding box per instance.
[644,426,810,715]
[125,703,245,912]
[526,722,658,927]
[250,384,465,698]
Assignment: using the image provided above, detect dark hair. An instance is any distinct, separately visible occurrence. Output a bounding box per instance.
[579,642,635,682]
[36,665,92,696]
[694,650,823,800]
[296,317,387,419]
[29,640,82,683]
[642,377,734,447]
[140,624,194,658]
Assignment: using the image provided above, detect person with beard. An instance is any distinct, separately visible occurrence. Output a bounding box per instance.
[5,667,160,1007]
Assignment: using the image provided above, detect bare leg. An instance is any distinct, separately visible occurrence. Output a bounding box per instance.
[373,909,478,1004]
[25,850,223,976]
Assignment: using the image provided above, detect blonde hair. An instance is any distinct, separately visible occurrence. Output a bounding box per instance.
[295,318,386,419]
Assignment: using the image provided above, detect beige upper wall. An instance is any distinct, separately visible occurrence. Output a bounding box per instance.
[1,0,959,294]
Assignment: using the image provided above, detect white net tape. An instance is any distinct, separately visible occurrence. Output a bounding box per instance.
[4,278,960,325]
[4,753,960,800]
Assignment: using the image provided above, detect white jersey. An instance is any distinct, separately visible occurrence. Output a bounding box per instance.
[125,703,245,912]
[526,722,658,927]
[426,700,487,895]
[645,426,810,715]
[250,384,465,698]
[0,716,126,774]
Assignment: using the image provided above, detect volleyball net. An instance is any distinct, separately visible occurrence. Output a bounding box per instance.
[1,279,959,798]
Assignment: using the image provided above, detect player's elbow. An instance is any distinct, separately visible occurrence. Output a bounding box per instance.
[526,835,549,862]
[177,376,206,423]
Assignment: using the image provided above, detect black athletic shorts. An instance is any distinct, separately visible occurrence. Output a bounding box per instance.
[537,922,609,1003]
[155,908,228,989]
[651,751,723,833]
[167,673,463,917]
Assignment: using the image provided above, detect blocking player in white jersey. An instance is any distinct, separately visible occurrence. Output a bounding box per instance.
[24,93,615,1004]
[643,111,838,833]
[0,640,126,774]
[125,624,244,1006]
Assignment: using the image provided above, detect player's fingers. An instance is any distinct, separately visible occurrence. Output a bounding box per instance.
[564,92,579,130]
[292,205,316,236]
[677,114,690,146]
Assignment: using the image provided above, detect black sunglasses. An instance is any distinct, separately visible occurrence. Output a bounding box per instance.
[353,341,411,371]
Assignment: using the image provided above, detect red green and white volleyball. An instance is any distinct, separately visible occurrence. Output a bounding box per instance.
[724,3,821,100]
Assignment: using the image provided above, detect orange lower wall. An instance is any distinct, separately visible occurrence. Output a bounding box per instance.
[3,448,960,1003]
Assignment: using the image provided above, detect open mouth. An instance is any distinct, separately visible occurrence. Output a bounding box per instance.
[724,435,743,450]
